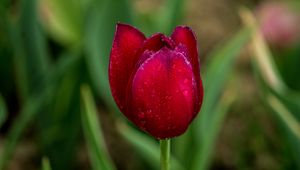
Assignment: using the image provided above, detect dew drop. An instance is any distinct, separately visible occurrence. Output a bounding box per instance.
[183,90,189,96]
[167,116,171,121]
[138,87,144,93]
[138,112,145,119]
[165,95,171,100]
[172,64,176,69]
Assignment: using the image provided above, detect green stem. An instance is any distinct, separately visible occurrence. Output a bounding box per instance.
[160,139,170,170]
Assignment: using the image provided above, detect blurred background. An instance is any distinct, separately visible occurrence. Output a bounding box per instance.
[0,0,300,170]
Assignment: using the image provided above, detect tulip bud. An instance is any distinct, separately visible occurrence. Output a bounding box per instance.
[256,2,300,47]
[109,23,203,139]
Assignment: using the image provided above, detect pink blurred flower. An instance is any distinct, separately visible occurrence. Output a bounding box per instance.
[256,2,300,47]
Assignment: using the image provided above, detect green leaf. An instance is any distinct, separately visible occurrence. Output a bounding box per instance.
[117,123,184,170]
[252,52,300,169]
[80,85,116,170]
[19,0,50,93]
[9,0,50,101]
[240,8,300,169]
[37,56,82,170]
[157,0,184,33]
[117,123,159,170]
[0,94,7,128]
[0,87,53,170]
[188,27,251,170]
[191,91,236,170]
[42,157,52,170]
[267,94,300,140]
[135,0,184,34]
[83,0,132,115]
[172,129,192,165]
[239,7,287,94]
[8,14,29,101]
[198,27,252,132]
[254,65,300,169]
[0,53,80,170]
[39,0,94,46]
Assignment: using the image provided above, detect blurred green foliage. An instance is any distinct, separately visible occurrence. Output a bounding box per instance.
[0,0,300,170]
[0,95,7,128]
[81,85,116,170]
[241,7,300,170]
[42,157,52,170]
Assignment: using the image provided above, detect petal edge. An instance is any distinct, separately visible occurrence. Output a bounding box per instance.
[109,23,146,113]
[171,26,203,116]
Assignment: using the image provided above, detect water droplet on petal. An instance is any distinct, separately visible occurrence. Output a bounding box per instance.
[138,112,145,119]
[183,90,189,96]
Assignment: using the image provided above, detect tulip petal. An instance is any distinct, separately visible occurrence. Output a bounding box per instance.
[109,23,146,112]
[171,26,199,69]
[143,33,175,51]
[171,26,203,116]
[134,33,176,62]
[129,48,197,139]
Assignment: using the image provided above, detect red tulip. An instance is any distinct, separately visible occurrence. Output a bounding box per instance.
[109,23,203,139]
